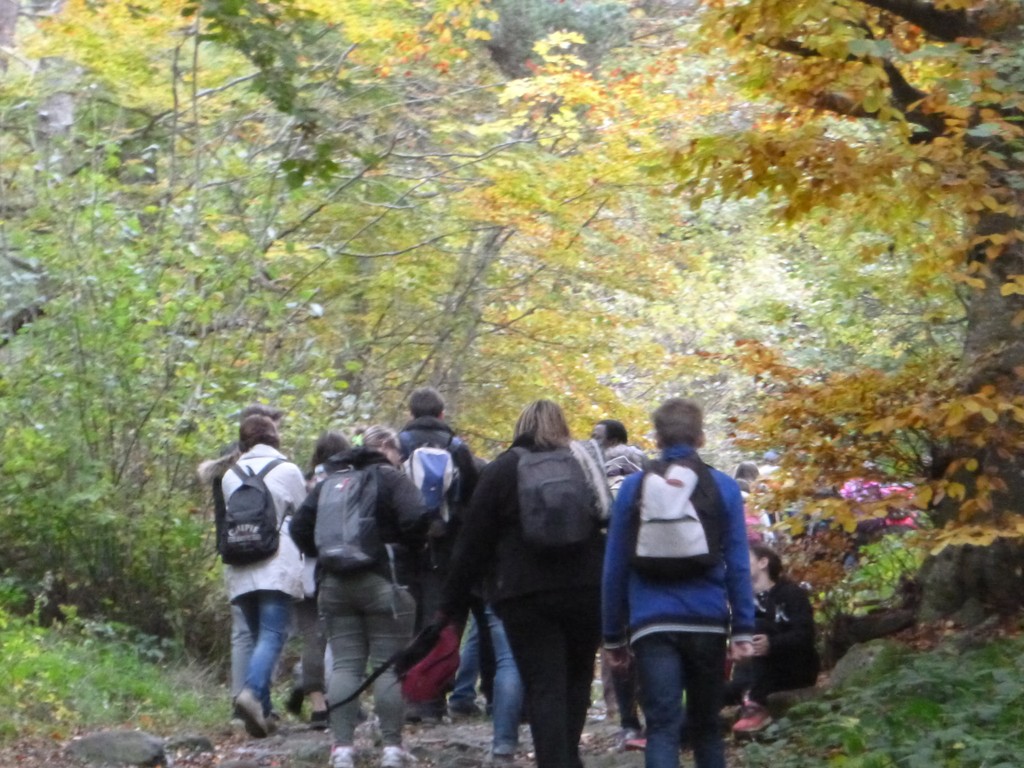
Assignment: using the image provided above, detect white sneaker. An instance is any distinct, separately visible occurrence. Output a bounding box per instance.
[331,745,356,768]
[381,745,415,767]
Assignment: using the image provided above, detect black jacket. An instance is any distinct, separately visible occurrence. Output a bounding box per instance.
[290,448,429,584]
[440,435,605,621]
[755,579,821,684]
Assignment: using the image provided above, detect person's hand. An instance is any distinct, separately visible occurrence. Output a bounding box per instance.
[751,634,771,657]
[730,640,754,661]
[603,646,632,674]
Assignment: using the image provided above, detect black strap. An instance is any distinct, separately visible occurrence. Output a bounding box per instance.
[326,622,444,711]
[628,453,720,541]
[229,457,284,482]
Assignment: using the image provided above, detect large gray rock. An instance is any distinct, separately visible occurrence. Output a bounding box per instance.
[66,731,165,767]
[826,638,906,691]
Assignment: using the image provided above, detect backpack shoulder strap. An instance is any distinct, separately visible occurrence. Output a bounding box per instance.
[229,463,252,482]
[645,459,668,478]
[254,457,285,480]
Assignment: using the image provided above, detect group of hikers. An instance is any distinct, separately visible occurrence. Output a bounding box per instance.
[198,389,821,768]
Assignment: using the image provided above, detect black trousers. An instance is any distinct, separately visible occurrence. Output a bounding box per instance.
[497,588,601,768]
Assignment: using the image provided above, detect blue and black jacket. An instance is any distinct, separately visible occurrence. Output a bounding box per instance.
[602,443,756,647]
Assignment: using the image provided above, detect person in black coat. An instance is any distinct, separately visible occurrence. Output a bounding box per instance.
[441,399,605,768]
[398,386,481,722]
[730,543,820,734]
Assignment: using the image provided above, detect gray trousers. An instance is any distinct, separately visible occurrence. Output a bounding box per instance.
[295,596,328,694]
[319,570,416,745]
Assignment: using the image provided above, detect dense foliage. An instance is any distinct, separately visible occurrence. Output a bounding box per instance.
[0,584,223,739]
[0,0,1020,648]
[741,634,1024,768]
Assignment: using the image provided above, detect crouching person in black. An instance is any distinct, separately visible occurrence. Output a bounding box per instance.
[729,543,820,734]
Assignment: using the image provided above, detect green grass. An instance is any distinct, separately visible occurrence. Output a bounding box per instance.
[739,632,1024,768]
[0,600,227,741]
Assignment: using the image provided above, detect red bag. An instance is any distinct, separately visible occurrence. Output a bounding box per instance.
[400,622,461,703]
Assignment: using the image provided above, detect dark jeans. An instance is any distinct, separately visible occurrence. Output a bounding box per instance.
[633,632,727,768]
[497,588,601,768]
[609,660,643,731]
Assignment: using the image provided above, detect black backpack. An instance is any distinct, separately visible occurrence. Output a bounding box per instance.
[219,458,285,566]
[514,447,597,551]
[629,453,723,580]
[314,466,383,574]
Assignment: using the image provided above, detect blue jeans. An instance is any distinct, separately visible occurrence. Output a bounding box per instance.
[233,590,294,716]
[487,606,524,755]
[633,632,727,768]
[230,603,255,699]
[449,616,480,708]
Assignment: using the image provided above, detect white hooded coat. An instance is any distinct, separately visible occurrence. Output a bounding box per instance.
[220,443,308,601]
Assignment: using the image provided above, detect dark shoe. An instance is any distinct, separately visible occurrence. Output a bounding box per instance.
[285,687,305,716]
[448,700,482,718]
[487,750,517,765]
[310,709,329,730]
[234,688,268,738]
[405,701,444,725]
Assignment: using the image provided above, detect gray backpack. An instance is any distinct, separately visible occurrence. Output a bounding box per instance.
[314,467,383,574]
[513,447,597,551]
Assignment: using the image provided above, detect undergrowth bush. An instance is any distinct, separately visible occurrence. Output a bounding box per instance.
[0,595,225,741]
[740,633,1024,768]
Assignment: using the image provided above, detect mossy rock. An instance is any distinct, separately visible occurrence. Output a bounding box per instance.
[825,638,908,691]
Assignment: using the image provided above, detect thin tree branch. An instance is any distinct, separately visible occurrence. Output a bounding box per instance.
[759,37,944,140]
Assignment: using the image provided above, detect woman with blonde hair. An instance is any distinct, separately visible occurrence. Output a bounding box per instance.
[291,425,429,768]
[442,400,606,768]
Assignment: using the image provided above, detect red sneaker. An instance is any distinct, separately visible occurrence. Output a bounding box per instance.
[732,702,772,734]
[623,735,647,751]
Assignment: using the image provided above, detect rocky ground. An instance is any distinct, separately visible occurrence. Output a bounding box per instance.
[2,704,668,768]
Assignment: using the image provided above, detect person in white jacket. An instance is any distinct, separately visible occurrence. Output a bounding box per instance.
[221,414,307,737]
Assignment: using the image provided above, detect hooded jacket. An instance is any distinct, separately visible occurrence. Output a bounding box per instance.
[220,444,308,601]
[290,447,430,585]
[602,444,756,647]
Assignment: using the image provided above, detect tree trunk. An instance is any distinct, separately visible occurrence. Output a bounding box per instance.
[921,181,1024,617]
[0,0,18,74]
[918,539,1024,622]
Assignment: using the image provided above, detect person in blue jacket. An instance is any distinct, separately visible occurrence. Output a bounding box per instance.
[602,397,755,768]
